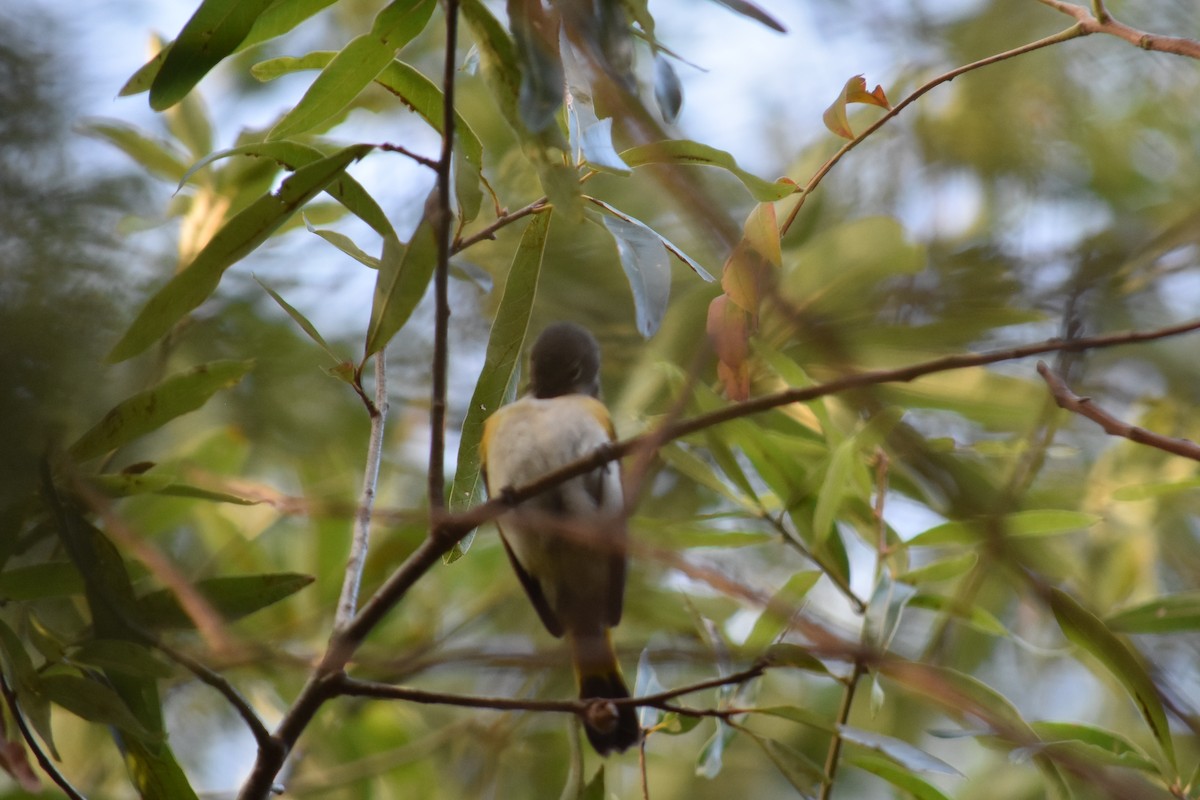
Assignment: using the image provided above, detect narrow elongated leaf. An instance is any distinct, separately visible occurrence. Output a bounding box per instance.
[78,120,190,180]
[108,144,373,362]
[450,212,551,522]
[847,754,954,800]
[706,0,786,32]
[364,203,439,358]
[122,0,338,97]
[813,437,856,545]
[600,212,670,337]
[1049,587,1175,768]
[70,360,253,460]
[269,0,437,140]
[150,0,276,110]
[744,570,821,651]
[462,0,580,218]
[587,198,712,280]
[621,140,796,201]
[897,552,978,585]
[137,573,314,629]
[654,53,683,123]
[256,276,342,361]
[1028,722,1160,773]
[69,640,174,680]
[0,563,85,601]
[179,140,393,238]
[863,572,916,650]
[840,726,961,775]
[509,0,564,132]
[1106,592,1200,633]
[740,727,823,792]
[0,620,56,759]
[908,510,1100,547]
[40,674,155,741]
[907,594,1010,637]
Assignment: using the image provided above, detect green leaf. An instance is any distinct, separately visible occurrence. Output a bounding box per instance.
[908,510,1100,547]
[907,593,1010,637]
[88,473,258,505]
[269,0,437,140]
[744,570,822,652]
[597,211,670,337]
[1107,592,1200,633]
[256,275,343,361]
[150,0,277,110]
[847,753,955,800]
[108,144,373,362]
[122,0,337,97]
[863,571,916,651]
[881,663,1034,738]
[897,552,978,585]
[567,96,630,175]
[579,766,605,800]
[740,727,823,792]
[448,212,552,555]
[509,0,564,133]
[364,202,439,358]
[586,198,713,280]
[759,643,828,674]
[137,573,315,629]
[653,53,683,123]
[68,640,174,680]
[0,563,85,601]
[0,619,57,760]
[695,720,736,779]
[1048,587,1175,769]
[179,140,394,239]
[620,139,797,201]
[40,674,156,741]
[462,0,580,219]
[77,120,190,180]
[813,437,857,545]
[839,725,961,775]
[1028,722,1160,773]
[70,360,253,460]
[1112,477,1200,501]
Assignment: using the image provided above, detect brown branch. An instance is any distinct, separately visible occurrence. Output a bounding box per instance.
[818,662,864,800]
[1037,0,1200,58]
[428,0,461,511]
[782,23,1086,236]
[1037,361,1200,461]
[376,142,439,170]
[0,673,87,800]
[452,196,549,253]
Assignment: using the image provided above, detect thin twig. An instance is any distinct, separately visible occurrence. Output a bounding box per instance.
[1037,361,1200,461]
[818,662,863,800]
[334,351,389,629]
[0,673,87,800]
[151,639,274,752]
[428,0,461,510]
[1037,0,1200,58]
[452,196,549,253]
[781,24,1086,237]
[377,142,439,170]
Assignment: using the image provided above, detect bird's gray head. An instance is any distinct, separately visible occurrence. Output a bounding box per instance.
[529,322,601,398]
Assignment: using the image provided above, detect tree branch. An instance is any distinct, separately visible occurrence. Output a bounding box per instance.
[452,196,548,253]
[335,351,389,629]
[428,0,461,511]
[1037,361,1200,461]
[0,673,87,800]
[1037,0,1200,58]
[782,23,1086,236]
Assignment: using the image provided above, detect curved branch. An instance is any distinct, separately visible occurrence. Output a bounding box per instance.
[1037,361,1200,461]
[0,674,87,800]
[782,23,1086,235]
[1037,0,1200,58]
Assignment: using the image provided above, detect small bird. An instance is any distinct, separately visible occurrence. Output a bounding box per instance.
[480,322,640,755]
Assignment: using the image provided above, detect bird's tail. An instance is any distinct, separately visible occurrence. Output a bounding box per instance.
[569,629,641,755]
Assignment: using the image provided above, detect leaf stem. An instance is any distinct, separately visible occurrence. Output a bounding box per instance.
[818,662,863,800]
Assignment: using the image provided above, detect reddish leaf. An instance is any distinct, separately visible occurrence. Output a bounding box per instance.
[0,736,39,791]
[822,74,891,140]
[707,295,751,400]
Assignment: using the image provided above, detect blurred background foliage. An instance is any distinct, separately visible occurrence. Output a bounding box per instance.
[3,0,1200,797]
